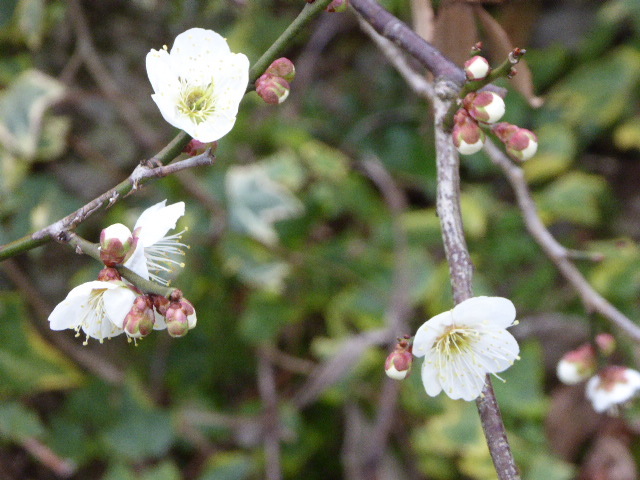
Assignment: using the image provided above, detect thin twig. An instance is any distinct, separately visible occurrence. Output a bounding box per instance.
[21,437,76,478]
[257,348,282,480]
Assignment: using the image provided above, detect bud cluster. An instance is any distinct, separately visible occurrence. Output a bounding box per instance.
[453,52,538,162]
[256,58,296,105]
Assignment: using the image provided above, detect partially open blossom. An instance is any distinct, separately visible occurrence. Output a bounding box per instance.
[463,91,505,124]
[122,295,156,339]
[385,337,413,380]
[48,280,137,345]
[256,74,290,105]
[557,344,597,385]
[265,58,296,83]
[586,366,640,413]
[452,109,485,155]
[464,56,490,81]
[413,296,519,401]
[146,28,249,142]
[99,223,134,266]
[123,200,187,285]
[492,122,538,161]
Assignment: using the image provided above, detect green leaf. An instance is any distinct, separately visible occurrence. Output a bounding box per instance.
[0,401,44,441]
[0,293,84,396]
[226,162,304,246]
[523,123,577,183]
[613,115,640,150]
[0,0,19,28]
[239,290,299,343]
[534,172,609,227]
[0,69,64,160]
[198,452,256,480]
[546,47,640,141]
[17,0,44,49]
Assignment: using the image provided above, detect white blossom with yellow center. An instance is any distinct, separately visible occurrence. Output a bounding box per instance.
[412,296,520,401]
[146,28,249,142]
[48,281,137,345]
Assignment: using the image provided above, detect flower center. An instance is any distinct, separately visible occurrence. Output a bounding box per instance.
[434,325,478,360]
[177,80,217,124]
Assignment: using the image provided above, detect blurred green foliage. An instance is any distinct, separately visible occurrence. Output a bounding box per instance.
[0,0,639,478]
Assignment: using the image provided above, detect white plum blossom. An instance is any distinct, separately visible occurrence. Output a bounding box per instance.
[123,200,187,285]
[412,296,520,401]
[586,366,640,414]
[48,281,137,345]
[146,28,249,142]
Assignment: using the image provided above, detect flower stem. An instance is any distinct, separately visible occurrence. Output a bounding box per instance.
[248,0,334,88]
[433,79,520,480]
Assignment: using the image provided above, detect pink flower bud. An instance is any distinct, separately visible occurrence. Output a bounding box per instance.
[556,344,597,385]
[492,122,538,161]
[462,91,505,124]
[452,109,485,155]
[586,366,640,413]
[164,296,197,337]
[97,267,122,282]
[183,139,217,157]
[99,223,134,266]
[256,74,290,105]
[265,58,296,83]
[123,295,155,338]
[464,55,490,81]
[150,294,170,316]
[385,337,413,380]
[596,333,616,357]
[326,0,348,12]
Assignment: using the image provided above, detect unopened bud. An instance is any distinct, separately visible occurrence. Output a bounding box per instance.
[99,223,134,266]
[385,337,413,380]
[462,91,505,124]
[452,109,485,155]
[123,295,155,338]
[492,122,538,161]
[326,0,348,12]
[183,139,217,157]
[596,333,616,357]
[165,297,197,337]
[556,344,596,385]
[265,58,296,83]
[256,74,290,105]
[464,56,490,81]
[97,267,122,282]
[150,294,170,316]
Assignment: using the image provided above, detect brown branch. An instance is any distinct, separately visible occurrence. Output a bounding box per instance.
[484,140,640,342]
[257,348,282,480]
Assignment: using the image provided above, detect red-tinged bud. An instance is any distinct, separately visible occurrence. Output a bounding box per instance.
[165,304,189,337]
[123,295,155,338]
[183,139,217,157]
[385,336,413,380]
[556,344,597,385]
[97,267,122,282]
[492,122,538,161]
[255,74,290,105]
[150,294,170,316]
[462,91,505,124]
[464,56,490,81]
[265,58,296,83]
[452,109,485,155]
[326,0,348,12]
[596,333,616,357]
[99,223,134,266]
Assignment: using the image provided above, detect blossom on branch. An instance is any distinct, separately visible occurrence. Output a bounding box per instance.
[146,28,249,142]
[412,296,520,401]
[48,280,137,345]
[123,200,187,285]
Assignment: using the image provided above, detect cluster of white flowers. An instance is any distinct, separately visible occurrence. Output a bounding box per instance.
[409,296,520,401]
[49,201,195,344]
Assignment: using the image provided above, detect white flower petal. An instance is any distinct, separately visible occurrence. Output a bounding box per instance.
[153,310,167,330]
[146,49,180,98]
[472,329,519,373]
[421,358,442,397]
[170,28,231,78]
[48,281,117,330]
[123,244,150,280]
[103,286,137,329]
[412,310,453,358]
[452,296,516,329]
[133,200,185,247]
